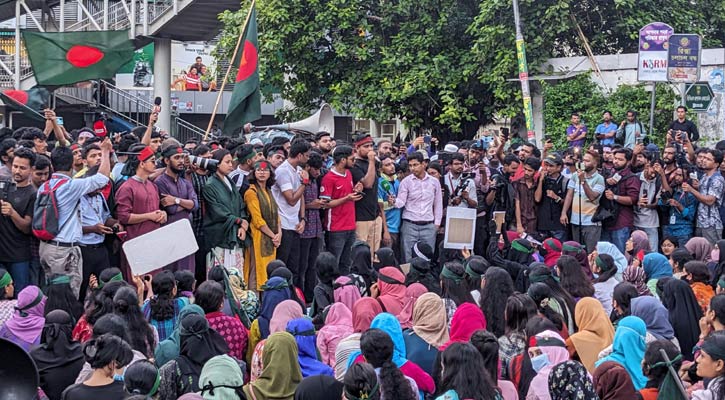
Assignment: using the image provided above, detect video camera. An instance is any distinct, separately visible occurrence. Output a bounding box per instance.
[0,177,16,201]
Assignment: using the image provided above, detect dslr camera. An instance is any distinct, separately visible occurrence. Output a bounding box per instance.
[188,155,219,171]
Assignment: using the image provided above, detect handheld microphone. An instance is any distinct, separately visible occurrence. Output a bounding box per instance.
[153,97,162,114]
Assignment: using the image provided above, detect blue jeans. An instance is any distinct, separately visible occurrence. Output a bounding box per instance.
[400,220,437,263]
[602,227,630,254]
[538,230,568,243]
[635,226,659,254]
[0,261,30,297]
[327,230,356,275]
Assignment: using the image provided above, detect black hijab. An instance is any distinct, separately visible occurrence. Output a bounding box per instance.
[30,310,83,370]
[294,375,344,400]
[271,266,306,309]
[661,278,703,361]
[351,241,376,287]
[374,247,399,270]
[176,314,230,394]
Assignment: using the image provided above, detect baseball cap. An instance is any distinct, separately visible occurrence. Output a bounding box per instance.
[543,153,563,166]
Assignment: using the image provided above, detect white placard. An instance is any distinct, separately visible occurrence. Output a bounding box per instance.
[443,207,477,250]
[122,219,199,275]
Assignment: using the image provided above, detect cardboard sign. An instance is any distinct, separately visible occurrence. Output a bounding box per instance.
[122,219,198,275]
[443,207,477,250]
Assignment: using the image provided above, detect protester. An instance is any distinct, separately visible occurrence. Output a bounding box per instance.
[525,330,571,400]
[141,271,189,342]
[547,360,597,400]
[436,342,500,400]
[123,360,160,399]
[61,333,133,400]
[195,280,248,361]
[0,285,46,350]
[317,302,353,367]
[242,332,303,400]
[566,297,614,372]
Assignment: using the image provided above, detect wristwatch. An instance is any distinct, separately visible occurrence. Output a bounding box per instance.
[174,197,181,205]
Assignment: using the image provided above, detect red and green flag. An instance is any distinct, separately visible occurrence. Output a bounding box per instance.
[223,4,261,135]
[0,87,50,122]
[22,30,136,86]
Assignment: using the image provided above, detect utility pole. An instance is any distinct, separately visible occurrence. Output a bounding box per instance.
[512,0,535,142]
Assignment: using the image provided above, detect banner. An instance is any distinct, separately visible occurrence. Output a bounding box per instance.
[171,43,217,90]
[115,43,154,89]
[637,22,673,82]
[667,34,701,83]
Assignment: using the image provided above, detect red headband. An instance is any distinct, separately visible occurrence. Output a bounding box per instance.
[355,136,373,146]
[139,146,155,162]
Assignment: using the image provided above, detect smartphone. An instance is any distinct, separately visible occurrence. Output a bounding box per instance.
[612,173,622,183]
[690,172,698,181]
[424,136,431,145]
[642,189,648,198]
[544,134,551,142]
[501,128,510,141]
[319,195,332,201]
[56,117,64,126]
[576,161,586,171]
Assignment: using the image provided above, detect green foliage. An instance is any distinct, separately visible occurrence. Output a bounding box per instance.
[216,0,723,137]
[542,72,679,149]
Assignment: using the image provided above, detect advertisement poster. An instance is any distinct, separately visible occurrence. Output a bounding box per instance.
[171,43,217,90]
[667,34,701,83]
[115,43,154,89]
[637,22,673,82]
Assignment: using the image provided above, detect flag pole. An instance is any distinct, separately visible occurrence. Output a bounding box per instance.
[204,0,256,141]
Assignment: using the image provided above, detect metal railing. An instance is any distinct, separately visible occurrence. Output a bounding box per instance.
[0,54,33,88]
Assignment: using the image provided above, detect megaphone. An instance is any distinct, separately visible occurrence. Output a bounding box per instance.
[253,103,335,135]
[0,338,39,400]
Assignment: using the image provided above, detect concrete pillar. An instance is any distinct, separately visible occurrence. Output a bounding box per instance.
[153,38,171,132]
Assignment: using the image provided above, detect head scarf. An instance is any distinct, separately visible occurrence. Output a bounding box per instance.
[178,394,204,400]
[622,265,652,296]
[661,279,703,360]
[375,247,399,269]
[548,360,597,400]
[271,267,305,310]
[294,375,344,400]
[351,241,376,285]
[334,276,361,312]
[287,317,334,377]
[199,355,244,400]
[527,330,571,399]
[352,297,382,333]
[321,302,353,339]
[643,253,673,281]
[258,276,293,338]
[376,267,407,316]
[179,314,230,366]
[685,237,713,263]
[397,283,427,329]
[542,238,562,268]
[30,310,83,371]
[630,296,675,340]
[507,238,534,265]
[597,242,628,274]
[270,300,305,334]
[595,316,647,389]
[627,230,651,262]
[367,313,408,368]
[246,332,302,400]
[563,241,593,279]
[439,303,486,351]
[4,285,46,344]
[154,304,204,367]
[593,361,638,400]
[569,297,615,372]
[411,293,449,348]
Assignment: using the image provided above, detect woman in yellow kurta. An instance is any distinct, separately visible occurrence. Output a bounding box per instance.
[243,160,281,292]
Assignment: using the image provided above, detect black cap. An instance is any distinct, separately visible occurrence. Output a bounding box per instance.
[543,153,563,166]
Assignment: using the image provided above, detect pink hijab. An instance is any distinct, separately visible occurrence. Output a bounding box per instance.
[352,297,383,333]
[526,330,571,400]
[269,300,304,334]
[318,303,354,366]
[397,283,428,329]
[334,276,361,312]
[377,267,407,316]
[439,303,486,351]
[3,286,46,345]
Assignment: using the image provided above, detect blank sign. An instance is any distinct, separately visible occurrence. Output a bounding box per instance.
[122,219,199,275]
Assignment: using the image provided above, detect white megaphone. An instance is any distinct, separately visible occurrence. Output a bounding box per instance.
[252,103,335,135]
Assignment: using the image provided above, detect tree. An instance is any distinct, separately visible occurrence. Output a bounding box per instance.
[216,0,724,139]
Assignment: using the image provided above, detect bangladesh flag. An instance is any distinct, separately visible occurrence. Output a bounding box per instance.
[223,5,262,135]
[0,87,50,122]
[22,30,136,86]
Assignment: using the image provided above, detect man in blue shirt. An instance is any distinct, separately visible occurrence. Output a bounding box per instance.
[38,138,112,299]
[595,111,617,146]
[378,156,401,261]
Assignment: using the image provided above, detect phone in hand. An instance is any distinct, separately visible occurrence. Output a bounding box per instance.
[576,162,586,171]
[424,136,431,145]
[611,173,622,183]
[56,117,64,126]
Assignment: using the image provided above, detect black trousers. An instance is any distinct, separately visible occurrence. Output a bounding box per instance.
[298,236,320,302]
[277,229,301,277]
[79,244,110,303]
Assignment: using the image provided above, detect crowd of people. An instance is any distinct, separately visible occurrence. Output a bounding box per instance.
[172,57,218,92]
[0,103,724,400]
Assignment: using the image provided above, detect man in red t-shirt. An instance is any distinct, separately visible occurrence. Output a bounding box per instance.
[320,145,363,274]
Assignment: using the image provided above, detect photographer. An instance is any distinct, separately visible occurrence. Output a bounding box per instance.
[444,153,477,209]
[633,154,661,251]
[535,153,568,241]
[514,157,540,235]
[616,110,647,150]
[0,148,36,295]
[668,105,699,142]
[485,154,519,232]
[655,163,696,246]
[682,148,724,244]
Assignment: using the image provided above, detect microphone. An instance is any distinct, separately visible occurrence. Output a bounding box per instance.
[93,120,108,137]
[153,97,162,114]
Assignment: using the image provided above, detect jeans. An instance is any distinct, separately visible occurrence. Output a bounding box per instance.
[0,261,30,296]
[400,221,437,263]
[635,226,659,254]
[538,230,568,243]
[602,226,630,254]
[277,229,301,276]
[327,230,356,275]
[571,225,602,254]
[298,236,321,301]
[696,227,723,245]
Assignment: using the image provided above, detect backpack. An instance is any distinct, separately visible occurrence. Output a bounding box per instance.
[32,178,72,241]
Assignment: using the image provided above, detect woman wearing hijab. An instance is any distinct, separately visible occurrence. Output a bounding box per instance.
[642,253,674,297]
[0,268,16,327]
[592,253,619,315]
[247,275,292,363]
[566,297,615,372]
[595,316,648,390]
[154,304,204,368]
[396,283,427,330]
[686,237,713,263]
[198,354,246,400]
[270,266,306,310]
[405,257,442,294]
[542,238,562,268]
[350,241,375,292]
[335,298,383,380]
[626,230,651,264]
[243,332,303,400]
[661,278,702,361]
[334,276,361,312]
[30,310,84,400]
[0,285,45,351]
[403,292,449,376]
[627,296,681,351]
[251,299,305,381]
[158,314,230,400]
[562,241,593,280]
[528,264,576,334]
[596,242,628,276]
[374,267,407,316]
[287,317,334,377]
[294,375,344,400]
[317,303,354,367]
[525,330,571,400]
[439,303,486,351]
[375,247,399,270]
[547,360,597,400]
[622,265,652,296]
[592,361,638,400]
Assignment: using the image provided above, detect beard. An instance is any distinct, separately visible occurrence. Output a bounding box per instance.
[169,165,185,175]
[614,163,626,171]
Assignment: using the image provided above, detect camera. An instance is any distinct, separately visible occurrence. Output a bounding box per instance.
[188,155,219,171]
[0,178,16,201]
